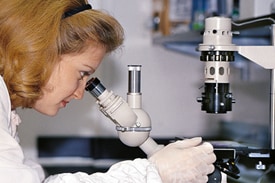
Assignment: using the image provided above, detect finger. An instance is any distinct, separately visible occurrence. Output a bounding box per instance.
[172,137,202,149]
[197,143,217,163]
[208,164,216,174]
[200,142,214,153]
[196,175,209,183]
[200,150,216,164]
[200,163,216,175]
[196,158,216,175]
[192,143,215,161]
[208,153,217,164]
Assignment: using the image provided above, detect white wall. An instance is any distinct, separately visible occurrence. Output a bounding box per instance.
[239,0,274,19]
[18,0,270,160]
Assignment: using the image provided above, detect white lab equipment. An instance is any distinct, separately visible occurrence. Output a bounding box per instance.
[197,15,275,182]
[85,65,217,183]
[85,65,163,157]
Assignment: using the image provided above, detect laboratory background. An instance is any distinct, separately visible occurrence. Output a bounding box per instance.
[17,0,275,182]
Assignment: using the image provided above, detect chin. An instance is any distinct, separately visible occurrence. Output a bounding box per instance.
[35,108,59,116]
[46,112,58,117]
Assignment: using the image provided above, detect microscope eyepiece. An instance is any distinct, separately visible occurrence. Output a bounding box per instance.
[85,77,106,98]
[128,65,141,94]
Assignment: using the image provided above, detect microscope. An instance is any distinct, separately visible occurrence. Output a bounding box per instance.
[85,15,275,183]
[85,65,222,182]
[85,65,163,157]
[197,15,275,182]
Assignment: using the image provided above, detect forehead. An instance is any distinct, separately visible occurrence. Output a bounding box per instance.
[60,44,106,68]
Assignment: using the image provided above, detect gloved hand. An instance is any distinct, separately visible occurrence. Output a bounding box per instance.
[149,137,216,183]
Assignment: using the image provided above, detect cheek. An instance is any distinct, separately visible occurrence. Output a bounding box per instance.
[48,72,79,96]
[58,78,85,98]
[64,82,80,94]
[32,94,56,116]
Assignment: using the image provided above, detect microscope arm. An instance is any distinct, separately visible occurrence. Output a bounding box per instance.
[238,46,275,69]
[237,24,275,150]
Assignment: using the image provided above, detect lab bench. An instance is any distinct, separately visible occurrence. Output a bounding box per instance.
[37,136,171,176]
[37,136,275,182]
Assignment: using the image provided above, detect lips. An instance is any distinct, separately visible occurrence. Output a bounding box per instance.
[61,100,69,107]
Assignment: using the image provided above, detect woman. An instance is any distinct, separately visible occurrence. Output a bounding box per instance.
[0,0,216,182]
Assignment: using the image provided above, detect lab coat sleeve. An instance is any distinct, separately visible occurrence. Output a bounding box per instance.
[0,76,44,182]
[0,126,43,183]
[44,158,162,183]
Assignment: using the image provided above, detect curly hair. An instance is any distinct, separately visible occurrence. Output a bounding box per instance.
[0,0,124,108]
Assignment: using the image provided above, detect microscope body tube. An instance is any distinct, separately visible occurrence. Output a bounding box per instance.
[198,17,237,113]
[97,90,138,127]
[122,65,163,157]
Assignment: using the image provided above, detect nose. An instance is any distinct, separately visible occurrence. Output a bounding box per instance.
[73,81,86,100]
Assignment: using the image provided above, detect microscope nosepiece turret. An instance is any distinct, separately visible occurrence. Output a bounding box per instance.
[197,17,236,113]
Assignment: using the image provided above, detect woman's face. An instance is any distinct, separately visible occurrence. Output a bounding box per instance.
[33,44,106,116]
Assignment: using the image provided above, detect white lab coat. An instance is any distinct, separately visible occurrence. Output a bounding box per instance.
[0,76,162,183]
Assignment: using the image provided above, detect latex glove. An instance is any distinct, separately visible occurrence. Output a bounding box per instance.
[149,137,216,183]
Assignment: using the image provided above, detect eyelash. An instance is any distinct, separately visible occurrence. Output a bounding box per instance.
[80,71,91,80]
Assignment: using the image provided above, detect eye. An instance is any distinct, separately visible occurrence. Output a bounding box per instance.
[79,71,91,80]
